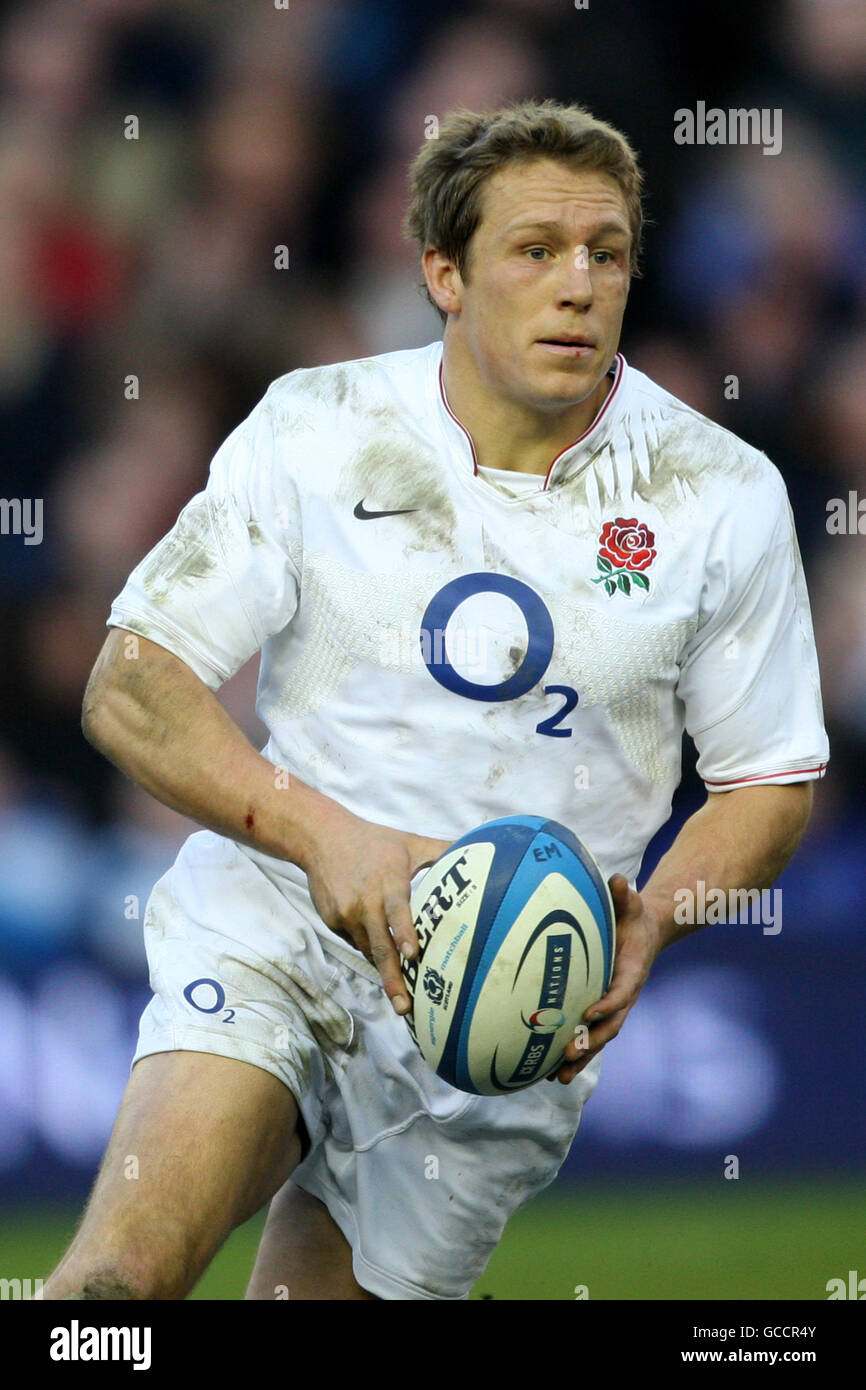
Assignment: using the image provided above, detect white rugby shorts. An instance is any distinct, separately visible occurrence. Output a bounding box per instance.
[132,830,603,1300]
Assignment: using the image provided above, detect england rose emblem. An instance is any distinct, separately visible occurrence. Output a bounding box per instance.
[592,517,656,596]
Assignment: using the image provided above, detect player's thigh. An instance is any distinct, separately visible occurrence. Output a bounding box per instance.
[246,1180,378,1301]
[46,1050,303,1299]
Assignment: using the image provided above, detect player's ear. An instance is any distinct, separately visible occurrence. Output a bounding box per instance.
[423,247,463,317]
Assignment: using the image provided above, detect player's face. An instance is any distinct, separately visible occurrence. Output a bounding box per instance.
[451,159,632,412]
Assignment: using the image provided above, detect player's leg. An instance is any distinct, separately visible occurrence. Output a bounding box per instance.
[245,1180,379,1300]
[43,1050,303,1301]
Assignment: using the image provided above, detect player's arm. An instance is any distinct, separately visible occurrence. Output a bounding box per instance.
[555,781,814,1082]
[83,629,447,1013]
[556,462,827,1083]
[633,781,812,952]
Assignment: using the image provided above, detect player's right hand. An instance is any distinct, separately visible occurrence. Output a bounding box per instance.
[298,808,451,1016]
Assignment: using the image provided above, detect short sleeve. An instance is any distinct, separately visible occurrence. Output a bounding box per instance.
[676,468,829,790]
[108,390,301,689]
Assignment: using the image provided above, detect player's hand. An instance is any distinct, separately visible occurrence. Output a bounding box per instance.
[550,874,663,1085]
[300,807,450,1016]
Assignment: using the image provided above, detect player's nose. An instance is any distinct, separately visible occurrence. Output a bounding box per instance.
[558,249,593,306]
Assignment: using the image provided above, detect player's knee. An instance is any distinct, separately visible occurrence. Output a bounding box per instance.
[46,1236,197,1301]
[44,1259,156,1301]
[58,1271,146,1301]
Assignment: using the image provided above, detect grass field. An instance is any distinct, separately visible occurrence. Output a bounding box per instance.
[4,1177,864,1300]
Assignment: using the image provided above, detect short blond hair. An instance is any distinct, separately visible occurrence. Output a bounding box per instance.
[404,98,645,323]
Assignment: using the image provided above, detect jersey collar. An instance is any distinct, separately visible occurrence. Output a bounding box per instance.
[432,342,629,491]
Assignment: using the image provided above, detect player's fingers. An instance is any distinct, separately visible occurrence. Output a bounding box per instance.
[383,888,418,960]
[546,1020,598,1081]
[558,1006,629,1081]
[584,988,625,1023]
[585,952,645,1021]
[569,1014,622,1059]
[364,904,412,1016]
[608,872,633,919]
[561,1024,593,1063]
[584,926,649,1018]
[560,1038,589,1066]
[557,1062,587,1084]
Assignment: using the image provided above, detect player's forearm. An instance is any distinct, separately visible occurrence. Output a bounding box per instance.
[82,631,340,869]
[640,784,814,951]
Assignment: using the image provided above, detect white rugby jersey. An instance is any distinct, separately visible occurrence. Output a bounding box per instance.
[109,341,828,889]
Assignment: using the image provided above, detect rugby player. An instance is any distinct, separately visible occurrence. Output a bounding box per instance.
[44,100,828,1301]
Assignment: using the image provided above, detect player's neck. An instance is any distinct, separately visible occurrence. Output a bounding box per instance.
[440,336,613,476]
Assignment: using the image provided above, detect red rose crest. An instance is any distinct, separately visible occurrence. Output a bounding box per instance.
[592,516,656,596]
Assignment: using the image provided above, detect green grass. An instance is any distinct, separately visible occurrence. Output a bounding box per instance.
[5,1178,864,1300]
[474,1179,866,1301]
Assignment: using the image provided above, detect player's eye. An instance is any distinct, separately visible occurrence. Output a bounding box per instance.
[525,246,550,261]
[592,250,613,265]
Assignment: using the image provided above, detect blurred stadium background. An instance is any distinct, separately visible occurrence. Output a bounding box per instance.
[1,0,865,1300]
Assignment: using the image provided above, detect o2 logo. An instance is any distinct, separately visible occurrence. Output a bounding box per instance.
[420,573,578,737]
[183,977,236,1024]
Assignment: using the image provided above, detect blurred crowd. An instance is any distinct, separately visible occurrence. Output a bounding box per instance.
[1,0,865,971]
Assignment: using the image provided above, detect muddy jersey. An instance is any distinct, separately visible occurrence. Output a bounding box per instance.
[108,341,828,888]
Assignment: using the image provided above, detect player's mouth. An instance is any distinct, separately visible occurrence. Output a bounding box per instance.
[536,336,595,357]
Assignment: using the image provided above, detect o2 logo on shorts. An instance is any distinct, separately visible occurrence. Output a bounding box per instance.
[183,977,236,1024]
[419,573,579,737]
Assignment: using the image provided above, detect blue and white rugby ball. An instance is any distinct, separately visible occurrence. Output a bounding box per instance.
[401,815,616,1096]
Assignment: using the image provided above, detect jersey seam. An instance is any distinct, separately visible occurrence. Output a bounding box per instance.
[107,609,231,686]
[703,759,828,787]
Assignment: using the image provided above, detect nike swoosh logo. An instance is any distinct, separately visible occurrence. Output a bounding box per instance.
[353,500,420,520]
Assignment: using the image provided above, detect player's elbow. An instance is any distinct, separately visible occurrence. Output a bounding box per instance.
[81,665,116,753]
[80,631,135,755]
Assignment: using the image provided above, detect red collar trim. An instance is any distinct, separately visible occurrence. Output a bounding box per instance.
[438,359,480,474]
[542,353,624,488]
[437,352,624,489]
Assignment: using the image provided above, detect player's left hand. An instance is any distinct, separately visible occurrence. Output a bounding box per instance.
[550,873,663,1085]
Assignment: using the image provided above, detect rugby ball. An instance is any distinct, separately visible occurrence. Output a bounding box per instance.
[401,815,615,1096]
